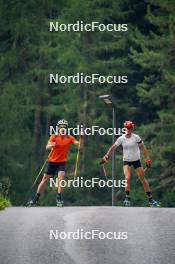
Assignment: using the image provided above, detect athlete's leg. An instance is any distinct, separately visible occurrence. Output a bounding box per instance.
[37,174,50,193]
[123,165,132,206]
[57,171,65,194]
[135,167,160,206]
[57,171,65,206]
[123,165,131,193]
[28,173,50,205]
[135,167,151,192]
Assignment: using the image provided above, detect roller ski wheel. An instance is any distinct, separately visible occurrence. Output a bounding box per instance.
[149,200,161,208]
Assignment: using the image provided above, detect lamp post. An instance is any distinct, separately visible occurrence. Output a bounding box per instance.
[99,95,116,206]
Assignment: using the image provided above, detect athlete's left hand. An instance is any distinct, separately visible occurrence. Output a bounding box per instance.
[145,159,151,168]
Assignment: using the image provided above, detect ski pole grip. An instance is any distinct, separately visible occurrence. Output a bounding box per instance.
[145,159,151,168]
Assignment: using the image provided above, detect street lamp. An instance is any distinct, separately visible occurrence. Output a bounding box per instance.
[99,94,116,206]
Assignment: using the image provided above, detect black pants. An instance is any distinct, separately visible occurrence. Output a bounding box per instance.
[123,160,142,169]
[44,162,66,176]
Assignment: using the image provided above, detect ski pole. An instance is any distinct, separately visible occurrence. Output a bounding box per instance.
[73,138,81,180]
[24,149,53,206]
[99,158,108,180]
[32,157,49,188]
[101,164,108,180]
[32,149,53,187]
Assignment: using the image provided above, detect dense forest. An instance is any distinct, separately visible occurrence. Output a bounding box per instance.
[0,0,174,207]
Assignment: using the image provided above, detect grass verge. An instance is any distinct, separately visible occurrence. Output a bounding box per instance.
[0,196,11,210]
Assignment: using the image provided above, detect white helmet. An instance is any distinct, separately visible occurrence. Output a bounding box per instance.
[57,119,68,127]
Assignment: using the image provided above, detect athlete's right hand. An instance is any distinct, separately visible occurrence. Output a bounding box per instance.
[50,142,57,147]
[47,142,57,150]
[100,154,109,164]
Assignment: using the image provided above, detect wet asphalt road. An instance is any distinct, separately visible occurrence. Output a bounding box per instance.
[0,207,175,264]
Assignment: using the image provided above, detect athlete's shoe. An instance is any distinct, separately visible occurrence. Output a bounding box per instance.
[26,199,38,207]
[57,199,64,207]
[149,199,161,207]
[123,197,131,207]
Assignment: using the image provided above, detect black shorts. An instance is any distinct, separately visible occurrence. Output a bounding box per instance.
[44,162,66,175]
[123,160,142,169]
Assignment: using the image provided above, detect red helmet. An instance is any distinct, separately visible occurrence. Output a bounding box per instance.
[124,120,135,129]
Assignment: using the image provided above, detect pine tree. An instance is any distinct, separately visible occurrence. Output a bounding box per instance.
[130,0,175,200]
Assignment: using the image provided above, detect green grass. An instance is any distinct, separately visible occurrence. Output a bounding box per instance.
[0,196,11,210]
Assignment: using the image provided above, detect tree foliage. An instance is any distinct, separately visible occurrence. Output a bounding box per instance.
[0,0,174,206]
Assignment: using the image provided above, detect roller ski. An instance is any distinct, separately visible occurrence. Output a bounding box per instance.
[149,199,161,207]
[26,198,38,207]
[56,199,64,207]
[123,197,131,207]
[26,193,40,207]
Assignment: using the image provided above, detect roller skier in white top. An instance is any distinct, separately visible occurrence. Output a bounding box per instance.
[101,121,160,207]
